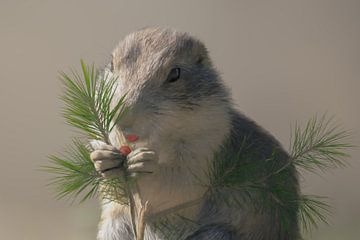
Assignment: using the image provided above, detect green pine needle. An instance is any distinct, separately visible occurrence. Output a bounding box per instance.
[44,140,128,203]
[60,60,127,143]
[289,114,352,173]
[298,195,332,232]
[44,60,129,203]
[206,114,352,234]
[44,140,101,203]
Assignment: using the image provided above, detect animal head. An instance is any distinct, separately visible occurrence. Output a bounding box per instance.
[106,28,231,139]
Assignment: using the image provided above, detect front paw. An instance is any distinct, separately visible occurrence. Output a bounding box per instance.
[125,147,158,178]
[90,140,126,178]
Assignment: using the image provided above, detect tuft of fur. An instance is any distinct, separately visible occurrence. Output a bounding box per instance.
[95,27,300,240]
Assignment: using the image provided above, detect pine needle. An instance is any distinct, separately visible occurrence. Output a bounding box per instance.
[290,114,352,173]
[60,60,127,143]
[44,60,128,203]
[205,114,352,235]
[298,195,332,232]
[44,140,101,203]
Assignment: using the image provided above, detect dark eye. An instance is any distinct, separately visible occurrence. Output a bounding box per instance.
[166,68,181,83]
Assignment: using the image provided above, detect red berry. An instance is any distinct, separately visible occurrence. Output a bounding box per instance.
[119,145,132,156]
[126,134,139,142]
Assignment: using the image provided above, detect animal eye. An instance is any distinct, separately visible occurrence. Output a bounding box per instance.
[166,68,181,83]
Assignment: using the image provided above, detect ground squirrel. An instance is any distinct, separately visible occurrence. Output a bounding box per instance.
[90,27,300,240]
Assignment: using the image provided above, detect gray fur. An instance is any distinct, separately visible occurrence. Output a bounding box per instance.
[92,27,300,240]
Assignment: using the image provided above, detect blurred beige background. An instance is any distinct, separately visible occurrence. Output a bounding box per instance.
[0,0,359,239]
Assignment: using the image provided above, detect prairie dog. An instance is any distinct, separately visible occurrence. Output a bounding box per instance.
[90,28,300,240]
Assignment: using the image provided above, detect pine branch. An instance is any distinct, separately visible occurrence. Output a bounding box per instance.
[44,60,129,203]
[297,195,332,232]
[45,60,139,237]
[60,60,127,143]
[204,115,352,235]
[289,114,352,173]
[44,140,101,203]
